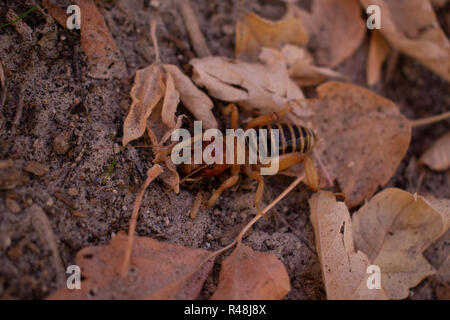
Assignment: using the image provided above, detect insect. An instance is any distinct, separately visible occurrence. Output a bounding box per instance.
[180,103,320,213]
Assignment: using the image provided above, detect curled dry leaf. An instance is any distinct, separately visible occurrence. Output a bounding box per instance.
[41,0,69,27]
[311,82,411,208]
[75,0,127,79]
[47,232,214,299]
[367,30,390,86]
[309,191,388,300]
[210,243,290,300]
[352,188,450,299]
[281,45,347,86]
[191,47,314,127]
[290,0,366,67]
[419,132,450,171]
[235,12,308,61]
[360,0,450,82]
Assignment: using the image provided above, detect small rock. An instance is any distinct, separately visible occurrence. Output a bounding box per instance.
[206,234,213,241]
[0,234,11,250]
[164,217,170,226]
[5,198,21,213]
[53,132,70,155]
[0,167,28,190]
[67,187,78,196]
[24,161,50,176]
[46,197,54,207]
[113,143,121,155]
[7,245,22,260]
[222,24,234,35]
[150,0,160,8]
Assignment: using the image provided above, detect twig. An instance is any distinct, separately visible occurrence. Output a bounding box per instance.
[189,191,203,219]
[121,164,163,277]
[0,62,6,110]
[236,173,305,243]
[150,20,161,63]
[409,111,450,128]
[12,84,25,132]
[178,0,212,57]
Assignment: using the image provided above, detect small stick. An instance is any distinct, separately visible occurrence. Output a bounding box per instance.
[12,84,25,131]
[150,20,161,63]
[189,191,203,219]
[409,111,450,128]
[178,0,212,57]
[236,173,305,243]
[121,164,163,277]
[0,62,6,110]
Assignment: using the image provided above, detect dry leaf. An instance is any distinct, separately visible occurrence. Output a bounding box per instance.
[367,30,390,86]
[419,132,450,171]
[352,188,450,299]
[235,12,308,61]
[291,0,366,67]
[123,64,166,147]
[281,45,347,86]
[191,47,314,127]
[360,0,450,82]
[312,82,411,208]
[210,243,290,300]
[47,231,214,299]
[75,0,127,79]
[41,0,69,27]
[163,64,217,129]
[309,191,388,300]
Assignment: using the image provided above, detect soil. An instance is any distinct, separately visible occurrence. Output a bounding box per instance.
[0,0,449,300]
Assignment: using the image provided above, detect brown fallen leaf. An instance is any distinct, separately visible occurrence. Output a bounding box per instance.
[360,0,450,82]
[367,30,391,86]
[123,23,217,192]
[47,231,214,299]
[419,132,450,171]
[235,12,308,61]
[41,0,69,27]
[311,82,411,208]
[74,0,126,79]
[290,0,366,68]
[352,188,450,299]
[309,191,388,300]
[281,45,347,86]
[210,243,290,300]
[191,47,314,127]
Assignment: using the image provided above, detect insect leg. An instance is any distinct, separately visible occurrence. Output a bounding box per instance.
[203,165,241,208]
[243,165,265,213]
[245,102,294,129]
[222,103,239,130]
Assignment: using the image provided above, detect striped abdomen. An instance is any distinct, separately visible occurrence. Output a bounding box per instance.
[258,123,316,155]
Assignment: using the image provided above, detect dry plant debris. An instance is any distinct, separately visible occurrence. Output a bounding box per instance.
[122,22,217,192]
[352,188,450,299]
[235,12,308,61]
[360,0,450,82]
[47,232,214,300]
[309,191,388,299]
[419,132,450,171]
[281,44,347,86]
[290,0,366,67]
[191,47,314,127]
[74,0,126,79]
[367,30,390,86]
[211,243,290,300]
[311,82,411,208]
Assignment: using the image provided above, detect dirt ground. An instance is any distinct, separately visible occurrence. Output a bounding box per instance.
[0,0,449,300]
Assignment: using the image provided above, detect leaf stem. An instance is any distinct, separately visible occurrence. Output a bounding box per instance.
[410,111,450,128]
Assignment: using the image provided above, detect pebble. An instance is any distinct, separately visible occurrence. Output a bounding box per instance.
[46,197,54,207]
[5,198,21,213]
[113,143,121,155]
[150,0,160,8]
[24,161,50,176]
[53,133,70,155]
[67,187,78,196]
[164,217,170,226]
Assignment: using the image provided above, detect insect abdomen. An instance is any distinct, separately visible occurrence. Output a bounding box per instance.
[259,123,316,155]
